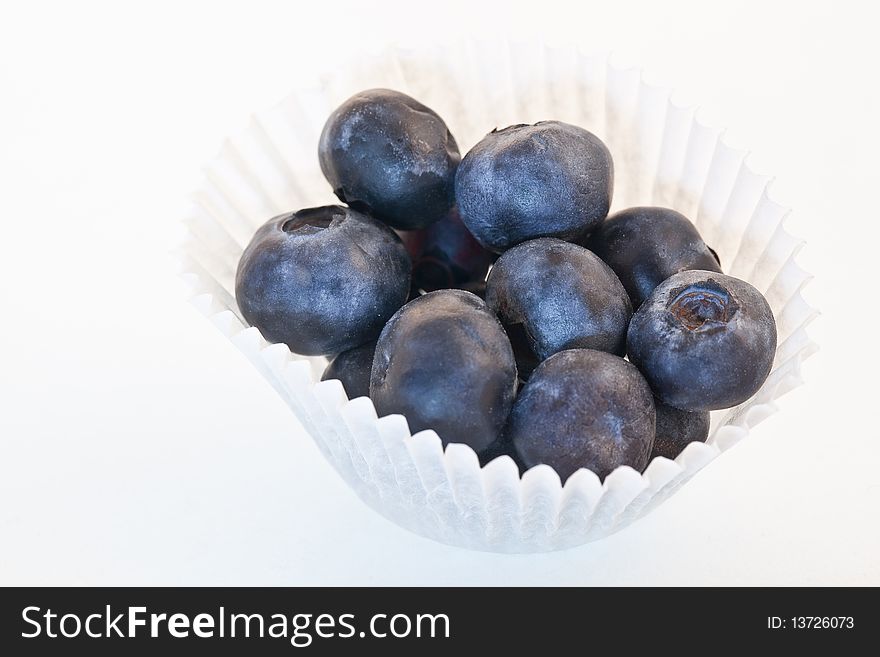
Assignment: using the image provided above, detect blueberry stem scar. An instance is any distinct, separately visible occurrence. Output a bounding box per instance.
[668,280,738,331]
[282,206,343,233]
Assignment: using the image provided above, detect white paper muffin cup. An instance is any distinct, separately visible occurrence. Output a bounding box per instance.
[179,41,818,553]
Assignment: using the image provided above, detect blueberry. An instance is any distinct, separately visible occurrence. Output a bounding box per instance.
[398,207,493,292]
[370,290,517,454]
[505,349,655,482]
[585,206,722,308]
[235,205,410,356]
[321,341,376,399]
[454,121,613,252]
[485,238,632,360]
[627,270,777,411]
[319,89,460,230]
[651,401,710,461]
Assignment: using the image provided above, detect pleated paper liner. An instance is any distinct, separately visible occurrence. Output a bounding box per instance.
[180,41,818,552]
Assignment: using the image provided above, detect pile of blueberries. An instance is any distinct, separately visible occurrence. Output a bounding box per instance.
[235,89,777,482]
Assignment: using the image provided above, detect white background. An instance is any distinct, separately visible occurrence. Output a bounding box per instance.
[1,0,878,585]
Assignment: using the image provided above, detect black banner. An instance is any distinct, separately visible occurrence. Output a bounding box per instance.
[0,587,872,654]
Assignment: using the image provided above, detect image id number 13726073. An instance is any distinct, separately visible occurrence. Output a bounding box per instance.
[768,617,854,630]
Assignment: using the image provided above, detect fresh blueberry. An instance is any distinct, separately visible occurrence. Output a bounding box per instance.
[321,341,376,399]
[454,121,613,252]
[319,89,460,230]
[651,401,710,461]
[370,290,517,454]
[627,270,777,411]
[505,349,655,482]
[585,206,722,308]
[398,207,493,292]
[235,205,410,356]
[485,238,632,360]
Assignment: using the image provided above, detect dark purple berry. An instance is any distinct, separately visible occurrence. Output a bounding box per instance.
[627,270,777,411]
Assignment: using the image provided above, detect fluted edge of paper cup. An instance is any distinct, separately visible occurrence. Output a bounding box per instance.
[178,41,818,553]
